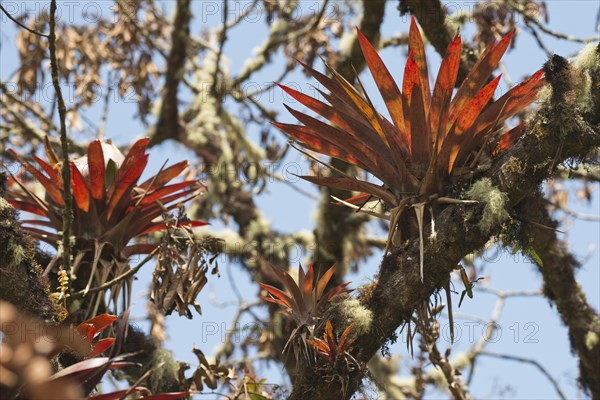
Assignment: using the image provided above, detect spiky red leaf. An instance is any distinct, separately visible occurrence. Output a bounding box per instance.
[32,155,63,187]
[442,74,502,173]
[408,81,431,165]
[137,181,201,205]
[43,136,61,166]
[408,16,431,111]
[6,199,47,216]
[449,32,513,124]
[71,162,91,212]
[8,149,65,206]
[78,314,118,336]
[105,154,148,221]
[89,338,115,358]
[337,323,355,353]
[258,283,294,310]
[430,33,461,143]
[87,140,106,201]
[357,28,406,140]
[495,124,526,154]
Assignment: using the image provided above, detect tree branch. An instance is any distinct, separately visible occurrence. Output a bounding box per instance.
[150,0,192,146]
[517,194,600,396]
[479,351,567,399]
[48,0,73,274]
[289,52,600,400]
[0,4,49,37]
[0,181,60,320]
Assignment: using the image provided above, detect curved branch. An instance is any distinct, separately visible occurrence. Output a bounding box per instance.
[0,4,49,37]
[479,351,567,399]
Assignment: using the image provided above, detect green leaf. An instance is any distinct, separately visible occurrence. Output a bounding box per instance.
[527,247,544,267]
[511,244,521,255]
[105,158,118,188]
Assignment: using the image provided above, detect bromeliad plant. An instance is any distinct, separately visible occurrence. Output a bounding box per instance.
[258,263,351,363]
[4,136,207,318]
[306,320,355,365]
[275,17,545,280]
[306,320,358,396]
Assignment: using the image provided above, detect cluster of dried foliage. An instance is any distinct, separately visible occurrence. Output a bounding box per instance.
[1,0,599,399]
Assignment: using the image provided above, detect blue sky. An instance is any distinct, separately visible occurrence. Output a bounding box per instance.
[1,1,599,398]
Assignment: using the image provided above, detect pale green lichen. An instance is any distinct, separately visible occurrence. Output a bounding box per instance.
[573,42,600,71]
[585,330,599,351]
[197,228,243,255]
[339,30,358,58]
[466,178,509,233]
[536,84,553,106]
[146,348,180,393]
[572,43,600,113]
[0,195,10,209]
[1,197,27,266]
[585,331,598,350]
[245,216,271,240]
[340,298,373,335]
[7,238,27,266]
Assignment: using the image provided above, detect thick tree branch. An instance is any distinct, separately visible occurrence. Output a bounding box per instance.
[289,53,600,400]
[0,175,59,320]
[150,0,192,146]
[517,194,600,396]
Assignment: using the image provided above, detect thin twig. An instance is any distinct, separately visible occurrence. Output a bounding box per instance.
[511,0,597,44]
[98,70,114,140]
[226,262,261,321]
[118,361,165,400]
[555,165,600,182]
[552,202,600,222]
[226,0,258,29]
[0,4,49,37]
[479,351,567,399]
[48,0,73,274]
[382,34,409,48]
[476,287,541,298]
[462,287,541,386]
[523,23,553,57]
[215,300,261,361]
[212,0,229,105]
[0,81,59,132]
[231,0,329,87]
[72,248,159,298]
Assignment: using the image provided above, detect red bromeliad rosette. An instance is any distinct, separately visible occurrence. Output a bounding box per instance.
[259,263,351,362]
[5,137,207,316]
[6,137,207,255]
[275,17,545,280]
